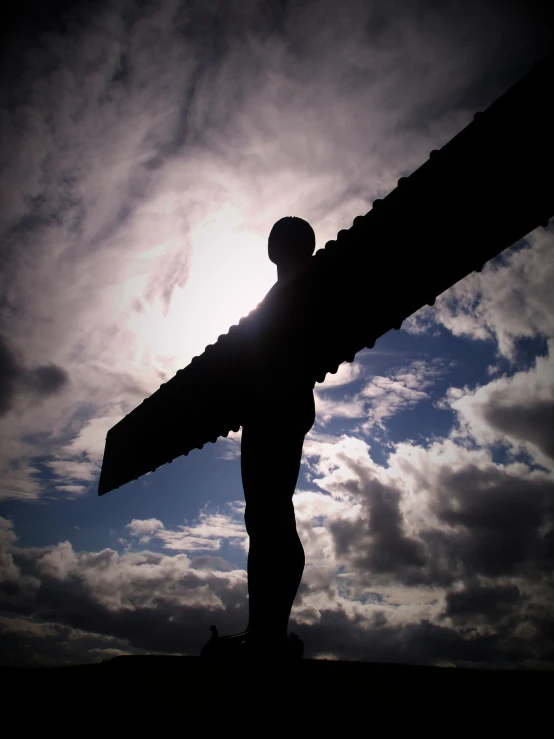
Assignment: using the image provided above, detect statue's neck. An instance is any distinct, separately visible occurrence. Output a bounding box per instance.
[277,260,310,282]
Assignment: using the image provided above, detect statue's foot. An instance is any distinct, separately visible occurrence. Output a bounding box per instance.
[200,628,304,660]
[200,629,249,657]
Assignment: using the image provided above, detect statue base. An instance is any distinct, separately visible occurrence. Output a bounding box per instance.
[200,626,304,659]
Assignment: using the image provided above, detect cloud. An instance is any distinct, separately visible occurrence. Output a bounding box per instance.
[314,392,366,424]
[0,332,69,418]
[188,556,236,572]
[0,614,143,667]
[427,458,554,580]
[330,475,427,578]
[0,334,20,416]
[314,358,447,429]
[58,414,123,467]
[2,424,554,670]
[0,515,250,663]
[317,362,364,388]
[303,435,427,586]
[360,359,448,431]
[1,0,553,670]
[24,364,69,396]
[55,484,87,495]
[406,228,554,360]
[443,584,523,625]
[126,519,164,537]
[0,517,20,583]
[45,459,98,484]
[217,429,242,460]
[299,428,554,655]
[155,511,248,553]
[125,507,248,552]
[0,463,43,502]
[0,0,549,502]
[445,340,554,469]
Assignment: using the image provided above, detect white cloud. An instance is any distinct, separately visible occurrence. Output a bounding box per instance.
[217,429,242,460]
[125,507,247,553]
[314,392,366,425]
[313,358,447,430]
[406,228,554,360]
[445,340,554,469]
[34,539,237,612]
[317,362,364,388]
[155,511,248,553]
[125,518,165,537]
[37,541,78,580]
[59,415,122,467]
[0,463,43,502]
[45,459,98,485]
[55,484,87,495]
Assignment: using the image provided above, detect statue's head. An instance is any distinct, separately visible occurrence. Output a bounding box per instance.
[268,216,315,280]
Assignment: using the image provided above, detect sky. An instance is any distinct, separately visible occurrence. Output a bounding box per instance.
[1,0,553,668]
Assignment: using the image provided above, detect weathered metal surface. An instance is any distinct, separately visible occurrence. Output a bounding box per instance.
[98,53,554,496]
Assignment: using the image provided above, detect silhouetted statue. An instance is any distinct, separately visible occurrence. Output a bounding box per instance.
[201,217,316,658]
[98,54,554,663]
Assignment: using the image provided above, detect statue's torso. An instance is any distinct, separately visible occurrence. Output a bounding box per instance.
[238,277,317,434]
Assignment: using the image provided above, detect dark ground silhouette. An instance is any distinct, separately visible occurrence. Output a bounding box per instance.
[3,656,552,731]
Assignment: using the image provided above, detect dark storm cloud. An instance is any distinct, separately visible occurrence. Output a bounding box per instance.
[444,584,523,627]
[307,434,554,630]
[0,333,68,416]
[0,334,19,416]
[0,535,249,661]
[330,473,426,583]
[440,333,554,472]
[430,465,554,580]
[291,608,539,667]
[0,615,139,667]
[409,465,554,589]
[306,428,554,602]
[482,400,554,463]
[1,509,553,667]
[24,364,69,396]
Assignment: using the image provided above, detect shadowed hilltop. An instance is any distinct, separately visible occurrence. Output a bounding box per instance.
[3,656,552,730]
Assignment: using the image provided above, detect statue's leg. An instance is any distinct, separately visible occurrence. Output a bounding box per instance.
[241,423,307,643]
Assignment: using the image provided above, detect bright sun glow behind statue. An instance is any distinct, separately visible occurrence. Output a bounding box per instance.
[180,207,277,356]
[124,205,277,383]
